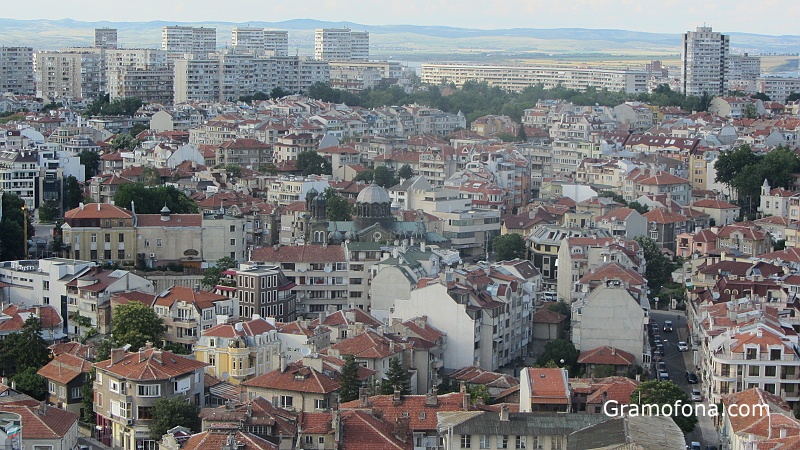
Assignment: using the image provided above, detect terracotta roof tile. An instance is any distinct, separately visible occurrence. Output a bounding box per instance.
[0,404,78,439]
[251,245,345,263]
[95,348,207,381]
[577,346,635,366]
[181,430,277,450]
[153,286,229,310]
[37,353,92,384]
[64,203,133,220]
[242,362,341,394]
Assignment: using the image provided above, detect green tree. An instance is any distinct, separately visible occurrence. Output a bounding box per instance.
[338,354,361,403]
[11,367,47,400]
[516,125,527,142]
[78,149,101,179]
[599,191,627,205]
[64,176,83,210]
[324,188,353,222]
[398,164,414,180]
[113,184,198,214]
[548,301,571,321]
[787,92,800,103]
[743,102,758,119]
[0,193,34,261]
[372,166,397,188]
[535,339,579,374]
[270,87,290,99]
[109,134,138,151]
[353,170,374,183]
[630,380,698,433]
[110,302,166,352]
[634,236,676,293]
[0,316,50,376]
[129,123,148,138]
[592,364,616,378]
[200,256,237,288]
[715,144,758,185]
[751,92,771,102]
[81,369,96,423]
[492,233,526,261]
[96,339,113,362]
[466,384,490,404]
[379,357,411,395]
[297,151,331,176]
[149,396,201,440]
[140,166,162,186]
[37,200,60,223]
[220,164,243,178]
[628,201,649,215]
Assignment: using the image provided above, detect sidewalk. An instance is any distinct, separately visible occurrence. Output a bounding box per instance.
[78,435,112,450]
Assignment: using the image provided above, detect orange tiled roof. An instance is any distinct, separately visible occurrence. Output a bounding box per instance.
[37,353,92,384]
[243,362,341,394]
[95,348,207,381]
[64,203,133,220]
[0,404,77,440]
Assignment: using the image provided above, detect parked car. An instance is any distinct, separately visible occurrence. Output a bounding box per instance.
[658,370,670,380]
[686,372,699,384]
[691,389,702,401]
[542,291,557,301]
[657,361,667,371]
[656,344,665,356]
[689,442,702,450]
[663,320,673,332]
[677,341,689,351]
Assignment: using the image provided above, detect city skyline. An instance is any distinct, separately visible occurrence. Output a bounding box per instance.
[2,0,799,36]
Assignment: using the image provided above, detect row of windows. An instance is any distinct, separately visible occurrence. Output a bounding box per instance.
[461,434,558,449]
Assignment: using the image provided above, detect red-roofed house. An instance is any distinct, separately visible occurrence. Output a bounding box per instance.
[152,286,236,350]
[37,353,92,414]
[0,304,64,342]
[160,428,278,450]
[322,330,403,384]
[692,199,740,225]
[519,368,570,412]
[0,403,79,450]
[624,168,691,205]
[715,223,773,256]
[243,359,341,412]
[577,346,636,377]
[643,208,690,252]
[722,388,800,450]
[198,397,297,444]
[570,377,639,414]
[94,346,208,449]
[194,317,281,385]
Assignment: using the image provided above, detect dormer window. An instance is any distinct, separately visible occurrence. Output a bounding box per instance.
[745,347,757,360]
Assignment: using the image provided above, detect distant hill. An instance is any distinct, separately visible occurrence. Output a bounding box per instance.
[1,18,798,62]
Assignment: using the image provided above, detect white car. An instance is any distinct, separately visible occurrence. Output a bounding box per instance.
[677,341,689,352]
[691,389,702,401]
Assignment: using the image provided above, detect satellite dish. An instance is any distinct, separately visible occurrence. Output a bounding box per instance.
[300,347,312,356]
[61,157,70,164]
[221,372,229,381]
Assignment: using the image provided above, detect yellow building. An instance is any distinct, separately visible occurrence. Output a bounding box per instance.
[194,317,282,385]
[62,203,137,263]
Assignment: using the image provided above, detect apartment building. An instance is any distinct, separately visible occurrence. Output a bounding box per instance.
[94,28,118,49]
[0,258,95,310]
[217,263,297,322]
[194,317,282,384]
[162,26,216,58]
[215,138,271,168]
[757,76,800,104]
[0,46,34,95]
[251,244,349,316]
[109,66,173,104]
[231,28,289,56]
[727,53,761,93]
[173,58,220,103]
[93,346,207,450]
[432,208,501,259]
[314,28,369,61]
[421,63,648,93]
[681,26,730,96]
[34,50,104,99]
[328,61,403,91]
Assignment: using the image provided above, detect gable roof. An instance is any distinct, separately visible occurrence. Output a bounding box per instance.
[37,353,92,385]
[181,430,277,450]
[251,245,345,263]
[64,203,133,220]
[577,346,635,366]
[153,286,229,310]
[0,404,78,439]
[242,362,341,394]
[524,368,569,405]
[95,348,207,381]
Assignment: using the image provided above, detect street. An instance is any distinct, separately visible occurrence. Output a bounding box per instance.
[650,310,719,449]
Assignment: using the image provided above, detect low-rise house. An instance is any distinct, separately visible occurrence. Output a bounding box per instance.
[322,330,403,389]
[531,308,568,358]
[519,368,570,413]
[160,428,279,450]
[242,359,341,412]
[447,367,519,399]
[0,304,63,342]
[194,317,282,385]
[593,207,647,238]
[152,286,236,351]
[0,403,79,450]
[576,346,636,377]
[569,376,639,414]
[716,223,773,257]
[199,397,297,447]
[37,353,92,415]
[720,388,800,450]
[692,199,740,226]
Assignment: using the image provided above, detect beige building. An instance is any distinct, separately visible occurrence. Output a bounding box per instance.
[34,50,104,99]
[152,285,236,350]
[243,358,341,412]
[194,317,282,385]
[93,346,207,450]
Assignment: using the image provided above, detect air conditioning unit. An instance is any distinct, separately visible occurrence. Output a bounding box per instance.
[150,253,156,258]
[126,419,134,425]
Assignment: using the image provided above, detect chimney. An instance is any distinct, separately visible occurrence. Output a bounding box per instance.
[145,341,154,349]
[110,348,125,364]
[39,401,47,416]
[359,388,370,407]
[499,405,509,421]
[97,203,101,211]
[152,350,162,364]
[392,388,402,406]
[393,416,410,442]
[425,388,438,407]
[280,354,287,373]
[611,347,616,356]
[138,348,145,363]
[79,202,85,210]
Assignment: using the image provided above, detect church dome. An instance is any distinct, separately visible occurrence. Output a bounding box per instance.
[305,187,319,200]
[356,183,391,204]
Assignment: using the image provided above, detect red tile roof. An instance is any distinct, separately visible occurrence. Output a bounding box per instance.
[37,353,92,384]
[531,308,567,324]
[578,262,646,286]
[181,430,277,450]
[136,213,203,227]
[242,362,341,394]
[643,208,688,224]
[202,318,276,338]
[49,341,94,360]
[692,199,739,210]
[64,203,133,220]
[448,366,519,390]
[251,244,345,263]
[0,404,78,439]
[153,286,229,310]
[340,410,412,450]
[297,411,332,434]
[325,330,402,360]
[577,346,635,366]
[0,305,63,331]
[524,368,569,405]
[340,392,470,432]
[95,348,207,380]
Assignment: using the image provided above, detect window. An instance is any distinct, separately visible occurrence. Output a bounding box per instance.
[48,381,56,394]
[746,348,757,360]
[104,234,110,243]
[96,372,102,384]
[765,366,777,377]
[498,436,509,449]
[749,365,760,377]
[230,225,235,232]
[118,233,124,242]
[109,379,120,393]
[156,239,163,247]
[230,239,236,246]
[479,435,490,449]
[516,436,526,449]
[91,233,97,243]
[209,353,215,366]
[314,399,327,410]
[145,239,150,247]
[138,406,153,420]
[461,435,471,448]
[43,280,49,291]
[71,387,81,399]
[318,437,325,444]
[138,385,161,397]
[770,348,782,360]
[532,436,542,449]
[280,395,293,408]
[553,436,564,450]
[118,250,125,259]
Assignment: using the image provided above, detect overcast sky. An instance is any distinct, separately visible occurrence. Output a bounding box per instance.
[4,0,798,35]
